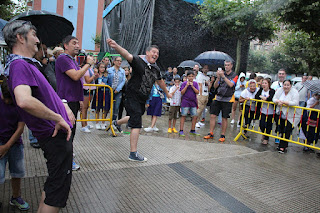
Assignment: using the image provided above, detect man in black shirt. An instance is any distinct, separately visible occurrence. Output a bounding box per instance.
[107,38,171,162]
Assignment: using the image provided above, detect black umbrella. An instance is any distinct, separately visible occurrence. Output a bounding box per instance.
[194,51,234,66]
[0,18,8,45]
[10,10,74,47]
[303,80,320,94]
[178,60,202,69]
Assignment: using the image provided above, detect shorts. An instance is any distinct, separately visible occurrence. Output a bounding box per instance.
[169,106,180,120]
[181,107,197,117]
[0,143,25,184]
[83,89,94,97]
[147,97,162,117]
[38,131,73,208]
[235,97,239,101]
[125,96,146,128]
[210,100,233,118]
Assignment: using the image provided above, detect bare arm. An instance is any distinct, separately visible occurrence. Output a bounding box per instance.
[14,85,72,140]
[64,55,94,81]
[180,83,189,95]
[157,79,172,98]
[107,38,133,63]
[0,122,25,159]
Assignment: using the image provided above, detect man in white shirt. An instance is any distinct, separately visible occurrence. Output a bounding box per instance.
[195,65,210,128]
[294,75,308,107]
[271,68,286,91]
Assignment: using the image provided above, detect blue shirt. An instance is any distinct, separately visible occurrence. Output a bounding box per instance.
[107,66,126,92]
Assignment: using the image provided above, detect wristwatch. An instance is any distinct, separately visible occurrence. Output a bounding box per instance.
[221,77,225,80]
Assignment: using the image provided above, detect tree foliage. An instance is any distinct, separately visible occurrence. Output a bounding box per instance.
[281,30,320,76]
[0,0,28,21]
[277,0,320,37]
[195,0,276,74]
[247,49,268,73]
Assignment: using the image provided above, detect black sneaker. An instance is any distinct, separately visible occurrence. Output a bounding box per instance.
[128,152,147,162]
[112,120,122,132]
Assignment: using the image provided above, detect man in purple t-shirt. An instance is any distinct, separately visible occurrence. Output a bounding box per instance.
[55,35,93,171]
[3,20,75,212]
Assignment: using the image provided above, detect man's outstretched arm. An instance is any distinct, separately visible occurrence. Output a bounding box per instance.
[107,39,133,63]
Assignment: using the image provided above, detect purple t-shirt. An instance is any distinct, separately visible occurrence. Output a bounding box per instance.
[0,93,22,145]
[55,54,83,102]
[8,59,72,140]
[180,81,199,107]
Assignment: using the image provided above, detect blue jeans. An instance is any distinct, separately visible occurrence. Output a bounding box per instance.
[112,91,122,120]
[0,143,25,184]
[181,107,197,117]
[29,130,38,144]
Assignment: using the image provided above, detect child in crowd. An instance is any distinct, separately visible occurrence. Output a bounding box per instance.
[239,79,259,137]
[92,63,111,129]
[300,93,320,152]
[168,77,182,133]
[179,71,199,136]
[144,82,164,132]
[0,79,29,211]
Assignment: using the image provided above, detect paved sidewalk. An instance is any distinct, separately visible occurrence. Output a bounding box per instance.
[1,113,320,212]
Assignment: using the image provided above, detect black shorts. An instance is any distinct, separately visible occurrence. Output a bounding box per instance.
[125,96,146,128]
[210,100,233,118]
[83,89,94,97]
[38,131,73,208]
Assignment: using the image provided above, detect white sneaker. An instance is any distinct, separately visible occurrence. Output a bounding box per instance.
[80,126,91,133]
[87,123,94,129]
[230,119,235,124]
[195,123,201,128]
[153,126,159,132]
[96,123,102,130]
[237,124,241,128]
[144,127,154,132]
[199,122,205,126]
[101,123,107,129]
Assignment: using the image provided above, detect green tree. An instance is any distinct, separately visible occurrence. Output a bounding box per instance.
[268,46,306,75]
[277,0,320,37]
[247,49,269,73]
[196,0,276,74]
[281,30,320,76]
[0,0,28,21]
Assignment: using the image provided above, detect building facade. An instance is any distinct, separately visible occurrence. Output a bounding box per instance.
[30,0,104,51]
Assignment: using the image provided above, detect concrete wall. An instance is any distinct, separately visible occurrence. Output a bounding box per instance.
[33,0,104,51]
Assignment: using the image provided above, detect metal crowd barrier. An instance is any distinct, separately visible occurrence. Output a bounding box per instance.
[234,99,320,151]
[77,84,116,136]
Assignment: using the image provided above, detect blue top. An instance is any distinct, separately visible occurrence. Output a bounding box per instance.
[146,84,163,104]
[106,66,126,93]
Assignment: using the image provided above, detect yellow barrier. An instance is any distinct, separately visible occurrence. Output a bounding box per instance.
[77,84,117,136]
[234,98,320,151]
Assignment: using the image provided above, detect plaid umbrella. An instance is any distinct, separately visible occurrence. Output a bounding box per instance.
[303,80,320,94]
